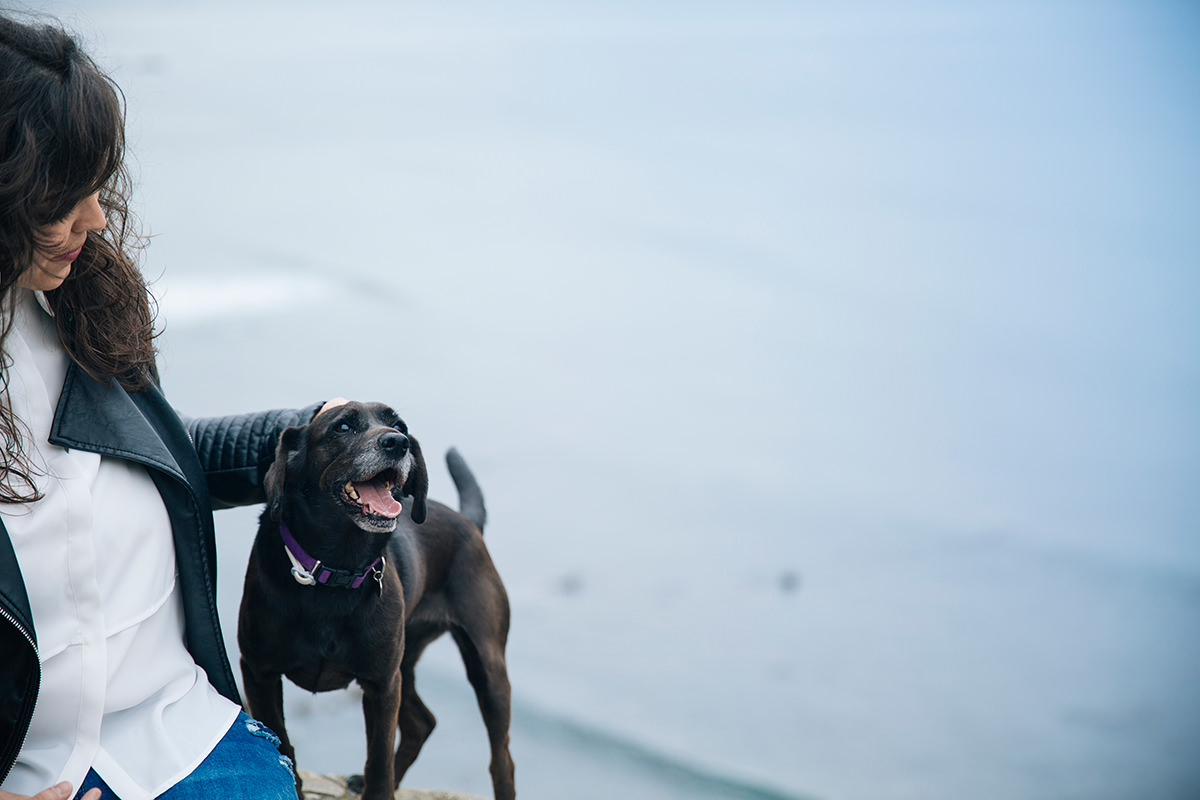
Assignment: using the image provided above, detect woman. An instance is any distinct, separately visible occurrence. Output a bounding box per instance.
[0,14,340,800]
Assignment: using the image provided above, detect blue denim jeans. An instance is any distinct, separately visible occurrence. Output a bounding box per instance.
[73,712,298,800]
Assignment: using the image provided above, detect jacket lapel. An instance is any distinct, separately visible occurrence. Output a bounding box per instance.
[47,362,186,483]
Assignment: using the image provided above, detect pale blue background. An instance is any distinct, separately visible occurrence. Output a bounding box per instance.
[33,1,1200,798]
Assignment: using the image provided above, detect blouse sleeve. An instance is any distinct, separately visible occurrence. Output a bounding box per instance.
[181,402,324,510]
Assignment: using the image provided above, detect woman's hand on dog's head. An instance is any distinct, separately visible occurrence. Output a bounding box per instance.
[316,397,348,419]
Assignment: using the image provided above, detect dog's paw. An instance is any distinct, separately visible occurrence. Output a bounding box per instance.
[345,774,365,795]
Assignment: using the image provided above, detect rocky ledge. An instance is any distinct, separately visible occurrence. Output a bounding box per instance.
[299,771,486,800]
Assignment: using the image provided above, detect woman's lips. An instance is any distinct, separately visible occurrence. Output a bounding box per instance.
[53,243,84,262]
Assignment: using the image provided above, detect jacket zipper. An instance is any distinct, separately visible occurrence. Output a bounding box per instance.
[0,603,40,785]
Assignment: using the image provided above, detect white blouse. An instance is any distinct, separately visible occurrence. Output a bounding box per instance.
[0,289,239,800]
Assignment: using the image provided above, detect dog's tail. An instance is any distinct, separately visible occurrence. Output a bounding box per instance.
[446,447,487,533]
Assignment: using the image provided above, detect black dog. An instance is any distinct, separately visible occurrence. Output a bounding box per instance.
[237,401,515,800]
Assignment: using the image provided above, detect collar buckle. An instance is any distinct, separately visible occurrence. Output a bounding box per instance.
[279,523,380,591]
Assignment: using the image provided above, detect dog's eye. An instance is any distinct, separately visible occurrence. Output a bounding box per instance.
[335,422,354,434]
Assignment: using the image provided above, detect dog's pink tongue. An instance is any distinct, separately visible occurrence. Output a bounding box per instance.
[354,479,402,518]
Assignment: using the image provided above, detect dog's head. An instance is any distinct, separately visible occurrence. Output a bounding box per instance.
[264,401,429,530]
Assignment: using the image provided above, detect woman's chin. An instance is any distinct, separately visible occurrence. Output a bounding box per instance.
[17,265,70,291]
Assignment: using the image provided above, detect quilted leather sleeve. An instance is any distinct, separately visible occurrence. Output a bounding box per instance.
[183,401,324,510]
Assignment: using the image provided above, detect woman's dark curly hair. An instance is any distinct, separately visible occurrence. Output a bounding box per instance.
[0,13,158,503]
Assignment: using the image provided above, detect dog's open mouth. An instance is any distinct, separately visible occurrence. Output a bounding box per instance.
[338,468,402,524]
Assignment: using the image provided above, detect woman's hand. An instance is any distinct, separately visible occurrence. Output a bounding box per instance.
[317,397,348,418]
[0,781,101,800]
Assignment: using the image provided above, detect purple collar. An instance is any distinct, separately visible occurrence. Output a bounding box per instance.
[278,523,385,591]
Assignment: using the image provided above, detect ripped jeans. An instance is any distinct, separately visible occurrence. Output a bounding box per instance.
[74,712,298,800]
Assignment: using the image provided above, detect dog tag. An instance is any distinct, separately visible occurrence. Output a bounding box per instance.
[374,557,386,596]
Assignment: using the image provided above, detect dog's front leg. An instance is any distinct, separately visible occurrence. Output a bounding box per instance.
[360,667,403,800]
[240,657,301,795]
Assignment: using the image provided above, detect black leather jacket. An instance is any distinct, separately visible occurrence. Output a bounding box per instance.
[0,360,321,784]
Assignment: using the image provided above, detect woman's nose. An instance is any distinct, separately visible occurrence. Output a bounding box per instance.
[74,192,107,233]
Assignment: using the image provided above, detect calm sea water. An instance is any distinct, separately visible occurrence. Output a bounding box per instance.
[38,1,1200,797]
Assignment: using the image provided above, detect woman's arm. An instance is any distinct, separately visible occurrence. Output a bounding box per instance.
[182,400,336,510]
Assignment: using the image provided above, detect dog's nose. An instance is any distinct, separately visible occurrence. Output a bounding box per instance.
[379,431,410,455]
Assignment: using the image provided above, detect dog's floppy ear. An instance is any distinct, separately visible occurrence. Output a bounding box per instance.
[264,425,306,521]
[403,433,429,524]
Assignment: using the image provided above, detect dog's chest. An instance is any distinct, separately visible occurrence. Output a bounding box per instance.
[266,597,402,693]
[278,624,358,692]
